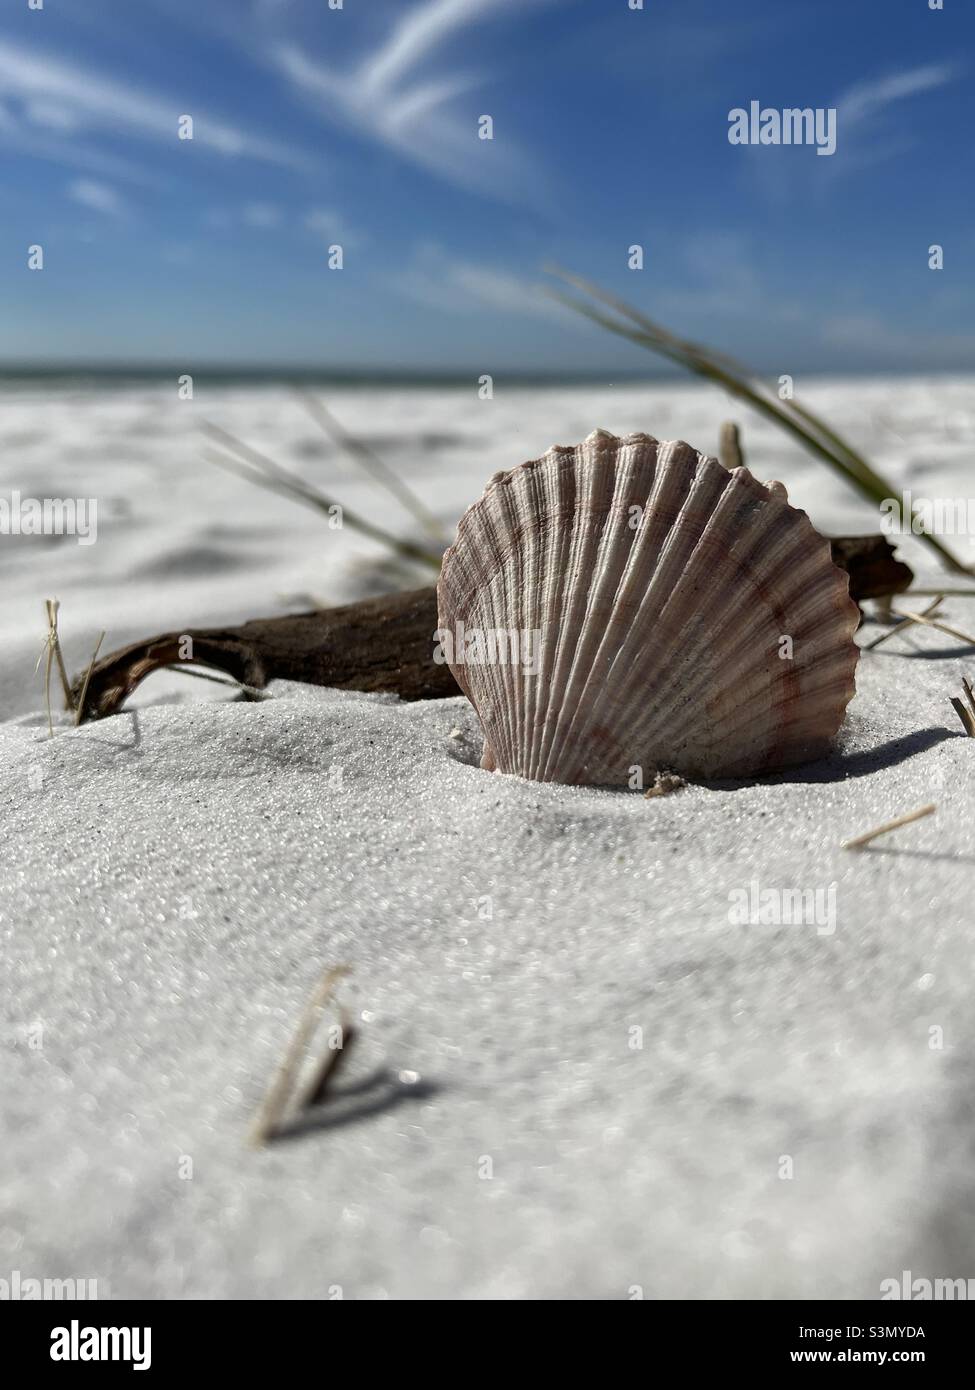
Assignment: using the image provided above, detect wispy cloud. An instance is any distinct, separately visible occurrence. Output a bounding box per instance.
[672,232,761,315]
[819,310,975,368]
[3,128,172,189]
[304,207,362,249]
[270,0,554,199]
[24,100,83,133]
[742,58,964,204]
[360,0,507,94]
[67,178,127,217]
[0,37,314,176]
[837,62,963,128]
[390,244,567,319]
[819,60,964,181]
[243,202,282,228]
[304,208,343,237]
[652,231,803,325]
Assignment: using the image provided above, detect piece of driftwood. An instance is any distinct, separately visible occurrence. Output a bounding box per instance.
[71,586,460,722]
[827,534,913,601]
[70,537,913,723]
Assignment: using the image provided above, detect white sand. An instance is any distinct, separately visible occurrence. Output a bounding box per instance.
[2,377,975,1298]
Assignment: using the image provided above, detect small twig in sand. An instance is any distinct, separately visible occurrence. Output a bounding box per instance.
[47,602,73,707]
[949,678,975,736]
[73,631,105,727]
[889,611,975,648]
[718,421,745,471]
[36,624,55,739]
[863,596,945,651]
[842,804,937,851]
[297,1012,355,1111]
[907,587,975,598]
[36,600,75,736]
[248,965,352,1147]
[950,697,975,737]
[166,663,270,701]
[963,677,975,723]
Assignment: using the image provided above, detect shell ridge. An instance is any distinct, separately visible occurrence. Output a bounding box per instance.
[547,441,712,778]
[531,439,641,778]
[560,452,734,778]
[591,475,810,755]
[538,436,661,779]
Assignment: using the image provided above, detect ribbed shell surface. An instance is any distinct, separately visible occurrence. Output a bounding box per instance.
[437,430,860,783]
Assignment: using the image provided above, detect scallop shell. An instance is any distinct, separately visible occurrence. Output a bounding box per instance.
[437,429,859,783]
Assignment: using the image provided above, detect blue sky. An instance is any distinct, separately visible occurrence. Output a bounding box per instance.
[0,0,971,374]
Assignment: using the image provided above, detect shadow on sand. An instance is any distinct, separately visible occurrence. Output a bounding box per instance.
[271,1068,441,1142]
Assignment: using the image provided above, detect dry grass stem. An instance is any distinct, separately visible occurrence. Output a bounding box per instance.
[166,664,269,700]
[544,264,971,575]
[842,804,937,851]
[297,390,447,544]
[47,601,73,707]
[36,600,75,736]
[949,696,975,737]
[948,678,975,735]
[962,677,975,721]
[201,422,442,571]
[73,631,105,727]
[297,1013,355,1111]
[248,964,351,1147]
[907,587,975,598]
[864,595,944,651]
[889,611,975,648]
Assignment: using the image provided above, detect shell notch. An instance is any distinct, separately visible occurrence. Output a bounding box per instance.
[437,429,860,784]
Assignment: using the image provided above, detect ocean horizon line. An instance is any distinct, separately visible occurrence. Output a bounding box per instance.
[0,362,663,388]
[0,361,969,389]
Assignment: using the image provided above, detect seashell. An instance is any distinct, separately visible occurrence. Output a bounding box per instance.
[437,429,859,783]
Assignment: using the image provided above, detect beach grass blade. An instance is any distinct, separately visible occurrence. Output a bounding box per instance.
[296,390,447,545]
[544,265,970,575]
[201,422,443,572]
